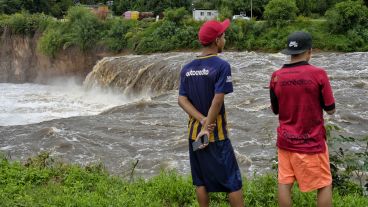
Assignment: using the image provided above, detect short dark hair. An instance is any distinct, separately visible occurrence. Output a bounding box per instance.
[291,49,311,58]
[291,53,303,58]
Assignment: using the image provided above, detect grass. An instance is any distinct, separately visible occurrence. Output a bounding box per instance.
[0,153,367,207]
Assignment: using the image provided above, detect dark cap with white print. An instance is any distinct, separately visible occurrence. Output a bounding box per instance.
[281,31,312,55]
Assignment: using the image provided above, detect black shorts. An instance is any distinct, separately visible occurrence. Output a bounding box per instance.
[189,138,242,192]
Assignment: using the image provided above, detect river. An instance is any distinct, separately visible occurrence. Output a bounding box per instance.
[0,52,367,178]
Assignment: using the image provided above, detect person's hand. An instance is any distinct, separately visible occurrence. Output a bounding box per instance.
[200,117,216,132]
[195,129,210,150]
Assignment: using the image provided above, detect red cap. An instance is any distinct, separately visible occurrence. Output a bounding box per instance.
[198,19,231,46]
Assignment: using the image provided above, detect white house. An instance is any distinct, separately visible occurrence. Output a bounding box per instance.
[192,10,218,21]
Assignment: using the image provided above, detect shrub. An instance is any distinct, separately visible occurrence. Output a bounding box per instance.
[152,20,177,37]
[37,25,65,57]
[103,18,136,52]
[134,36,160,54]
[38,6,105,56]
[1,12,52,35]
[171,25,201,49]
[64,6,103,51]
[5,13,29,34]
[163,7,189,24]
[219,6,233,21]
[226,20,250,50]
[326,125,368,195]
[0,0,22,15]
[325,0,368,33]
[134,20,178,54]
[295,0,313,16]
[346,27,368,51]
[264,0,299,27]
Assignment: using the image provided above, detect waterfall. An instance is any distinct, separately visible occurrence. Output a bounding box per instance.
[83,53,195,96]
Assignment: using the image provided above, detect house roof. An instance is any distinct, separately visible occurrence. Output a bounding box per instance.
[193,9,218,11]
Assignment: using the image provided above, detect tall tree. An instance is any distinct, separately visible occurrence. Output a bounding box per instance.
[0,0,22,14]
[296,0,312,16]
[113,0,191,15]
[0,0,74,18]
[112,0,133,15]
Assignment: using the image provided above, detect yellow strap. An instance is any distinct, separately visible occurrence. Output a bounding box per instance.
[196,54,218,59]
[187,117,194,138]
[191,120,200,140]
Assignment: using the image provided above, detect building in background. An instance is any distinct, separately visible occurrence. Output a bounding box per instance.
[123,11,139,20]
[123,11,156,21]
[192,9,218,21]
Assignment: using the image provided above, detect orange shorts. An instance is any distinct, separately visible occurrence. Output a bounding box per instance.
[278,144,332,192]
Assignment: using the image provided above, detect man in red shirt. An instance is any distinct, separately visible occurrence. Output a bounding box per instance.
[269,31,336,207]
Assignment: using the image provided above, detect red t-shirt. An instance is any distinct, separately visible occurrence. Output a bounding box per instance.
[269,61,335,153]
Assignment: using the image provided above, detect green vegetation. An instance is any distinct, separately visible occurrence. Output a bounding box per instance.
[264,0,299,27]
[192,0,356,19]
[0,0,74,18]
[0,152,367,206]
[0,12,51,35]
[0,1,368,56]
[112,0,192,16]
[35,6,103,57]
[325,0,368,53]
[1,0,367,20]
[35,7,202,55]
[326,125,368,196]
[326,0,368,33]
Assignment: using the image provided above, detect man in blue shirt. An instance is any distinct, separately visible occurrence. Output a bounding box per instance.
[178,19,244,207]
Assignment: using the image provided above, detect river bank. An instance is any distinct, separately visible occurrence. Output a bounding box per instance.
[1,8,367,76]
[0,153,367,207]
[1,6,367,84]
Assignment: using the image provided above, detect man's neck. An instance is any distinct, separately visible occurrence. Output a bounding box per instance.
[201,47,218,57]
[290,57,308,64]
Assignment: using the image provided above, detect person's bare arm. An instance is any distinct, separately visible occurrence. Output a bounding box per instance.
[178,95,205,122]
[203,93,224,129]
[196,93,224,147]
[178,95,216,132]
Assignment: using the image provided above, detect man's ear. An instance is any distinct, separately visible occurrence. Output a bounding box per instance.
[306,49,312,61]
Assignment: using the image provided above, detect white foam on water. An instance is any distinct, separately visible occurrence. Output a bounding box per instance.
[0,145,14,150]
[0,80,133,126]
[64,137,79,142]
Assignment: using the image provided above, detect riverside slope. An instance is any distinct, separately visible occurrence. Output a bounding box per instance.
[0,31,109,83]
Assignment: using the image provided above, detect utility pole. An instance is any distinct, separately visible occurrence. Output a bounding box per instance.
[250,0,253,19]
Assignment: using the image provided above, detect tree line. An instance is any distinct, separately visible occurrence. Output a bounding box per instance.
[0,1,367,55]
[1,0,367,19]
